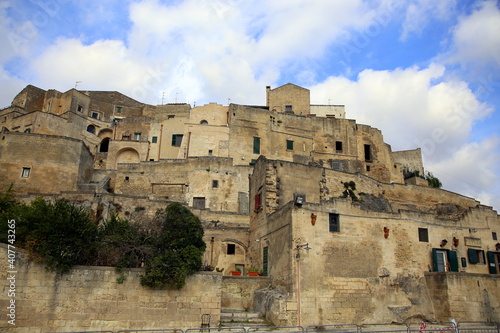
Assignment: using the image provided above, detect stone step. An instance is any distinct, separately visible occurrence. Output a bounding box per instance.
[219,308,268,327]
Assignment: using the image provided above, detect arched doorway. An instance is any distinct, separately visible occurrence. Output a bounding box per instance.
[99,137,110,152]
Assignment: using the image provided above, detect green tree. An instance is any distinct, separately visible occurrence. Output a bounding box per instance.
[141,203,206,289]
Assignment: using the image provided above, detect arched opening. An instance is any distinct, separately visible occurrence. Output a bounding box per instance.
[98,128,113,139]
[200,120,208,125]
[86,125,96,134]
[116,148,140,166]
[99,137,110,153]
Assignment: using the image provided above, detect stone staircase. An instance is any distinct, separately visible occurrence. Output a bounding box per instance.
[219,308,269,328]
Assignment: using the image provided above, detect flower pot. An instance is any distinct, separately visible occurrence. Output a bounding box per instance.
[248,271,259,276]
[231,271,241,276]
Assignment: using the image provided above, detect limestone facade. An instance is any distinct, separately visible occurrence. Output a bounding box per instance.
[1,83,499,327]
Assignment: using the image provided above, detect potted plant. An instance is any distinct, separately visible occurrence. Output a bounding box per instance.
[231,267,242,276]
[248,266,259,276]
[216,267,224,273]
[258,269,264,276]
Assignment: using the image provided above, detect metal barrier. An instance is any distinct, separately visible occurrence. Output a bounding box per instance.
[186,326,246,333]
[360,323,409,333]
[247,326,304,333]
[457,322,500,333]
[306,324,359,333]
[117,330,183,333]
[46,321,500,333]
[408,322,457,333]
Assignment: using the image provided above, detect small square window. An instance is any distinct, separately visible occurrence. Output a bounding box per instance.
[366,165,371,171]
[152,136,158,143]
[116,106,122,114]
[167,115,175,119]
[329,213,339,233]
[77,105,84,112]
[286,140,294,151]
[285,105,293,112]
[418,228,429,242]
[212,180,219,188]
[208,149,213,156]
[336,141,343,152]
[134,132,141,141]
[227,244,236,255]
[21,167,31,178]
[91,112,99,119]
[493,232,498,240]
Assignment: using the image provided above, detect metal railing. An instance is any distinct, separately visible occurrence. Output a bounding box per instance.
[50,322,500,333]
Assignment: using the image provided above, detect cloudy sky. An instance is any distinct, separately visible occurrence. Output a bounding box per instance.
[1,0,499,210]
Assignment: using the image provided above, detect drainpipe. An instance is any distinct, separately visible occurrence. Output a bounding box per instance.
[158,124,163,160]
[297,255,302,326]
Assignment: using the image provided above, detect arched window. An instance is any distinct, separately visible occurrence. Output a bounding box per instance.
[200,120,208,125]
[86,125,96,134]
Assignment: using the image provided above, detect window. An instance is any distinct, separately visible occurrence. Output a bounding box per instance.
[208,149,213,156]
[468,248,486,264]
[24,128,31,133]
[364,144,372,161]
[286,140,294,151]
[212,180,219,188]
[134,132,141,141]
[262,246,268,276]
[86,125,95,134]
[227,244,236,255]
[432,248,458,272]
[167,115,175,119]
[329,213,340,232]
[77,105,84,112]
[418,228,429,242]
[366,165,371,171]
[253,137,261,154]
[172,134,183,146]
[91,112,99,119]
[21,167,31,178]
[285,105,293,112]
[336,141,343,152]
[193,197,206,209]
[151,136,158,143]
[200,120,208,125]
[116,106,122,114]
[493,232,498,240]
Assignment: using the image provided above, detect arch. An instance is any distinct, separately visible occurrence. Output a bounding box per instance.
[1,127,10,133]
[86,125,96,134]
[200,120,208,125]
[99,137,110,153]
[222,238,248,251]
[98,128,113,139]
[116,148,140,165]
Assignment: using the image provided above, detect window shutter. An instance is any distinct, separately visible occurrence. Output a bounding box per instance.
[487,251,497,274]
[254,194,261,210]
[432,248,439,272]
[468,248,478,264]
[172,135,176,146]
[449,250,459,272]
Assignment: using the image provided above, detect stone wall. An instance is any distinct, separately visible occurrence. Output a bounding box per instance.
[221,276,271,310]
[0,244,223,332]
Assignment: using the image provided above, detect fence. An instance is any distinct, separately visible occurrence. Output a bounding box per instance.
[52,322,500,333]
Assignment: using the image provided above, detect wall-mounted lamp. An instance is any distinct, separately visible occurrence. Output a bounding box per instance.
[383,227,390,239]
[440,239,448,248]
[453,237,459,247]
[296,243,311,252]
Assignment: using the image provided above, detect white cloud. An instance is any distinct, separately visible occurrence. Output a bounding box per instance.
[448,0,500,68]
[400,0,457,41]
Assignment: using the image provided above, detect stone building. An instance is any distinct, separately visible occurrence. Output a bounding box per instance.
[0,83,499,327]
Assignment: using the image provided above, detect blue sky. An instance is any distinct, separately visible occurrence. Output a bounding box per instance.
[1,0,499,210]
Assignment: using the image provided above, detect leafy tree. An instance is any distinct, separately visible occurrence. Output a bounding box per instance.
[141,203,206,289]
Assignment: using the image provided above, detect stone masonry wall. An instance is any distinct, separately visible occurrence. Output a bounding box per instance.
[0,244,222,333]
